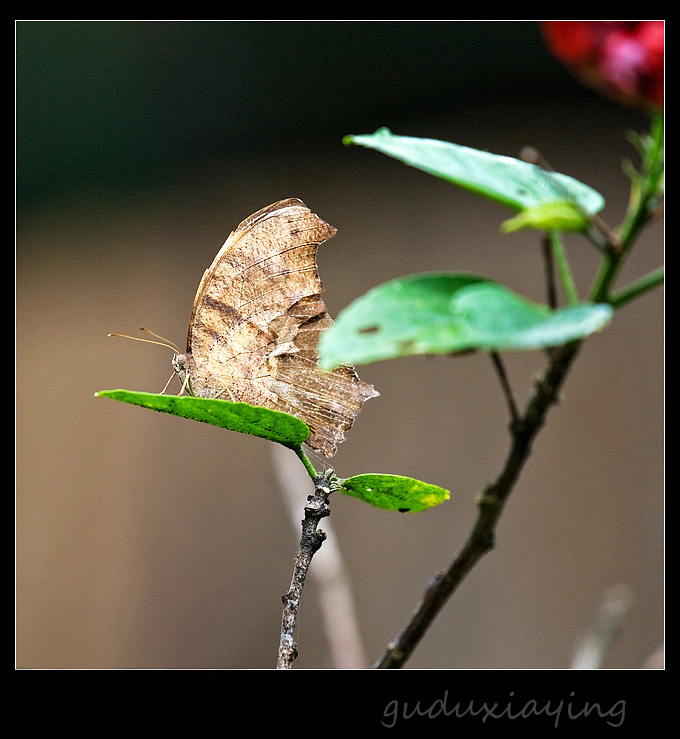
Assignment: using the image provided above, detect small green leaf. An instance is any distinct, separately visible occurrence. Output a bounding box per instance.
[96,389,310,450]
[337,473,450,512]
[344,128,605,215]
[319,273,613,369]
[501,200,589,234]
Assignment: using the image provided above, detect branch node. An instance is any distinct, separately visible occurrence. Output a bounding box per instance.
[534,374,559,407]
[480,529,496,551]
[302,529,327,554]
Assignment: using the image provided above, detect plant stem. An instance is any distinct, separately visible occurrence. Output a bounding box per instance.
[608,266,665,309]
[587,201,652,303]
[589,114,664,304]
[272,445,368,668]
[374,341,580,668]
[373,118,663,670]
[295,445,319,480]
[364,114,664,671]
[550,231,579,305]
[541,235,557,308]
[277,473,333,669]
[490,352,520,425]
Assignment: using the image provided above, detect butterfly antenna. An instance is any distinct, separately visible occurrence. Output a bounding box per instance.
[139,327,183,353]
[108,327,182,354]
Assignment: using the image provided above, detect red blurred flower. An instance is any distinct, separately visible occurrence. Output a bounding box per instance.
[540,21,664,111]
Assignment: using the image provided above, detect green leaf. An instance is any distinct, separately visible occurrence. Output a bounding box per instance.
[337,473,450,512]
[319,273,613,369]
[96,389,310,450]
[449,282,613,350]
[344,128,605,215]
[500,200,589,234]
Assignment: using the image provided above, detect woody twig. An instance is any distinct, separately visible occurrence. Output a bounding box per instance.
[277,472,333,669]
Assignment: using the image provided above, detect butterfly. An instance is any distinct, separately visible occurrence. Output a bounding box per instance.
[168,198,378,457]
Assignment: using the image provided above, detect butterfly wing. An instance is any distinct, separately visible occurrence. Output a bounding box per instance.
[185,198,377,456]
[266,298,379,456]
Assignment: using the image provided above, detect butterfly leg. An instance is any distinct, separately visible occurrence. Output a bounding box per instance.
[159,372,176,395]
[178,372,191,396]
[214,385,239,403]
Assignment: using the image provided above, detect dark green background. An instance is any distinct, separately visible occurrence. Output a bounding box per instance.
[17,21,571,206]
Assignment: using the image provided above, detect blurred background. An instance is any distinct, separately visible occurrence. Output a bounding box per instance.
[16,21,663,670]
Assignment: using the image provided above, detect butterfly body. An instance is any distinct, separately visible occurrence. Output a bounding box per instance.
[174,198,378,457]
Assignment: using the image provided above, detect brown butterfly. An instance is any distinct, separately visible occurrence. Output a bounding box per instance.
[164,198,378,457]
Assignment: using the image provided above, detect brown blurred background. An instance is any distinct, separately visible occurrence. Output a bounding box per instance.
[16,21,663,670]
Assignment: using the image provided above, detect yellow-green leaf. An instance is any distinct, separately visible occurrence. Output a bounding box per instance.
[337,473,450,512]
[501,200,589,233]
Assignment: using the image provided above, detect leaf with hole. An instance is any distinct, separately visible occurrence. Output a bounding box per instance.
[319,273,613,369]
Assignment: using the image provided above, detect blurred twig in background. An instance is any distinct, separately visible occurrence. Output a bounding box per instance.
[569,583,634,669]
